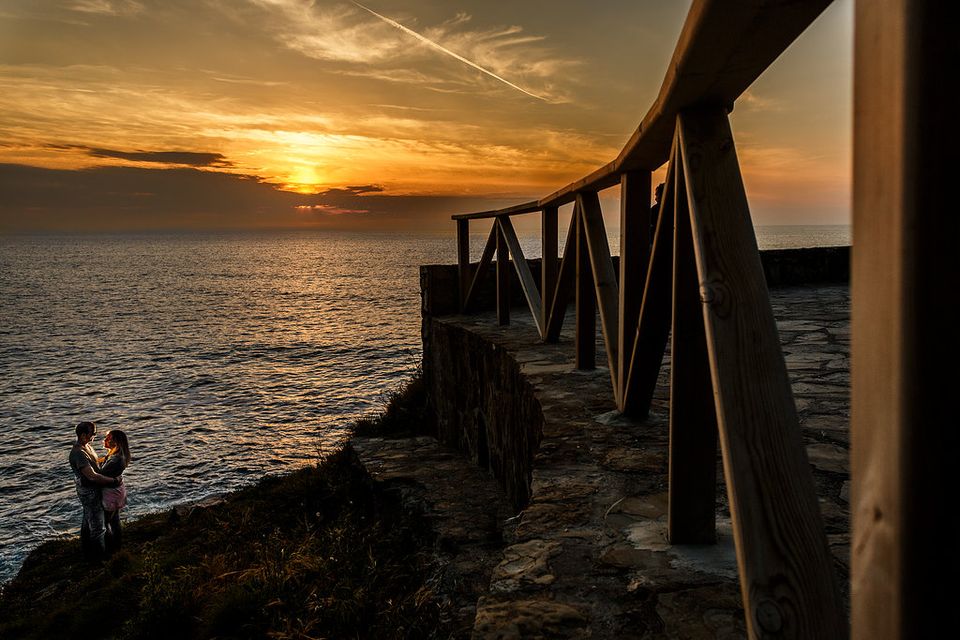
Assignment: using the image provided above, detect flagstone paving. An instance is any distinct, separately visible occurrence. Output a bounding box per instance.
[354,284,850,639]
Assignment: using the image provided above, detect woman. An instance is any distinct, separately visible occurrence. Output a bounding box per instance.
[98,429,132,552]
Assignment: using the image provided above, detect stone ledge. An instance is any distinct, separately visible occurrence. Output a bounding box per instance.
[421,284,850,638]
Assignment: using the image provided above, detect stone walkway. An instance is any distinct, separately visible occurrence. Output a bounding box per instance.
[356,284,849,639]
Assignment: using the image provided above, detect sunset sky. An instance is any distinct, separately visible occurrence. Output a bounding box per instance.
[0,0,852,232]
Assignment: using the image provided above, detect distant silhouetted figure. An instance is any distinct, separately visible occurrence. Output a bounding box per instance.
[651,182,665,244]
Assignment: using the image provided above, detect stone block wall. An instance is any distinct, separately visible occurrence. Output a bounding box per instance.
[422,319,542,510]
[421,246,849,317]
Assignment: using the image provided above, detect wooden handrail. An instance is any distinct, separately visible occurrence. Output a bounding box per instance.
[451,0,834,221]
[452,201,539,221]
[450,3,851,638]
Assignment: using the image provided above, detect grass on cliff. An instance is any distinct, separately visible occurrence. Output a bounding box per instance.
[0,375,449,640]
[353,367,429,438]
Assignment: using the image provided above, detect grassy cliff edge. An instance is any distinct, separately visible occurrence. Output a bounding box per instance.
[0,374,447,640]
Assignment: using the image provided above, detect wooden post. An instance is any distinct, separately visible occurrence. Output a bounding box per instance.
[544,211,578,343]
[619,171,651,407]
[678,107,844,639]
[462,224,497,313]
[542,206,558,336]
[852,2,956,638]
[575,205,595,370]
[578,192,620,400]
[495,219,510,325]
[668,154,717,544]
[500,215,544,336]
[457,218,470,311]
[621,135,678,417]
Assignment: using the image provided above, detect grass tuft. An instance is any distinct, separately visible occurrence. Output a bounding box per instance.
[353,366,432,438]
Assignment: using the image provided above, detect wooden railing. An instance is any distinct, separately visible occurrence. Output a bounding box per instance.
[452,1,850,638]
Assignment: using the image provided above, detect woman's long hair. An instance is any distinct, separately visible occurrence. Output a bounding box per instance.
[106,429,132,464]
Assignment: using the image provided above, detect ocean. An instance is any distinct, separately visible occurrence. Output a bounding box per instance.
[0,224,849,582]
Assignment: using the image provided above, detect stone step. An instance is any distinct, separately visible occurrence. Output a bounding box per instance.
[351,436,514,638]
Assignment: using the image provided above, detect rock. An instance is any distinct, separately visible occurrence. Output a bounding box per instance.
[473,598,589,639]
[655,584,747,639]
[807,443,848,474]
[490,540,562,592]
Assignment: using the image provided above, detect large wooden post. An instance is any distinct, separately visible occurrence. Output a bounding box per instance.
[668,153,718,544]
[495,219,510,326]
[621,137,677,418]
[575,205,596,370]
[542,206,558,335]
[852,1,957,638]
[618,171,651,409]
[678,107,844,639]
[579,192,621,401]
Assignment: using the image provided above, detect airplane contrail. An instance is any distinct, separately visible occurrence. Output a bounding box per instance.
[350,1,549,102]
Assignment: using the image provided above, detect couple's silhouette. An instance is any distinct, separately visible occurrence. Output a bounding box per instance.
[68,421,131,560]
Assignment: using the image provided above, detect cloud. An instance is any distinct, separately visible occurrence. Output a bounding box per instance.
[319,184,384,196]
[248,0,574,102]
[0,163,519,231]
[68,0,144,16]
[295,204,369,216]
[350,1,549,102]
[252,0,404,64]
[737,90,783,112]
[83,147,233,167]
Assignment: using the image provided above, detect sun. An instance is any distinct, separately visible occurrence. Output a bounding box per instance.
[284,165,326,194]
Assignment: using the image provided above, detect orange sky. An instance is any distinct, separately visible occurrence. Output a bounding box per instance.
[0,0,852,232]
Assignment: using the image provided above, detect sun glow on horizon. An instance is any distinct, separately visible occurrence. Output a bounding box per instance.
[0,0,853,231]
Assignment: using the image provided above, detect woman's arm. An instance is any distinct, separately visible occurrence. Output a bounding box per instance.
[100,455,126,478]
[80,465,121,486]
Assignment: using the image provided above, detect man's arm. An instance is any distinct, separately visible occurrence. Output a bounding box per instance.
[80,465,120,486]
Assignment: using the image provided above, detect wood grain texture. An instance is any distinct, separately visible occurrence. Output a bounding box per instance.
[544,208,577,343]
[495,220,510,326]
[678,107,844,639]
[618,172,651,406]
[621,134,678,417]
[575,207,596,370]
[462,224,497,313]
[668,152,718,544]
[541,206,559,336]
[852,2,957,637]
[499,215,544,336]
[578,192,621,401]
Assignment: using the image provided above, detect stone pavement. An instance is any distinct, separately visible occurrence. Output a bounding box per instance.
[355,284,850,639]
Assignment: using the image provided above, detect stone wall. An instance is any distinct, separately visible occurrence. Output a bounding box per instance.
[422,319,543,509]
[420,246,849,317]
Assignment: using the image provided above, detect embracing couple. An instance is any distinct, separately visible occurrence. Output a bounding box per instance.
[68,421,132,560]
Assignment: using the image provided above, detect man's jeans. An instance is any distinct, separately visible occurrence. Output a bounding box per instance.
[77,485,105,558]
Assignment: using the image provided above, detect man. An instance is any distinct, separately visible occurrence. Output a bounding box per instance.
[651,182,665,243]
[69,421,121,560]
